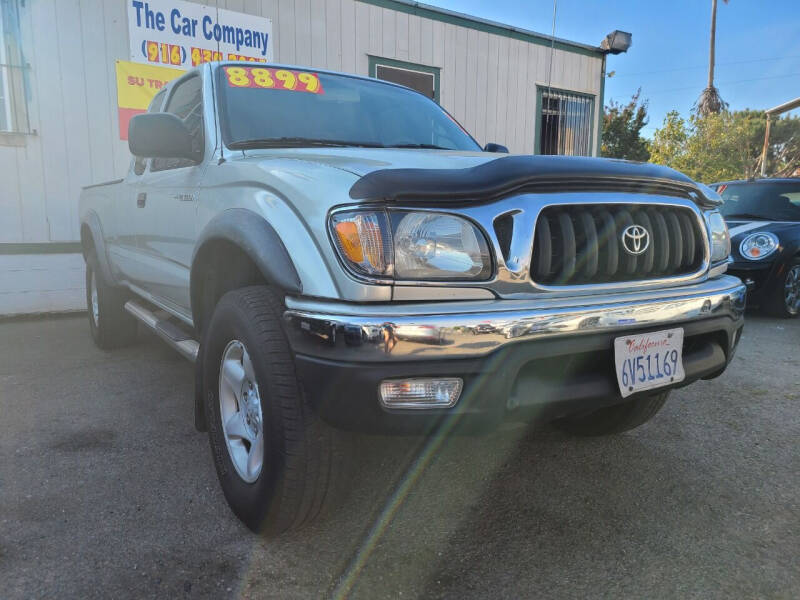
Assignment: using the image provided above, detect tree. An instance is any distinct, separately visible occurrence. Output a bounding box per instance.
[648,111,689,172]
[600,90,650,161]
[696,0,730,116]
[649,109,800,182]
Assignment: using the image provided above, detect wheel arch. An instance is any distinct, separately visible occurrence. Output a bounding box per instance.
[771,242,800,279]
[190,209,302,335]
[80,212,115,283]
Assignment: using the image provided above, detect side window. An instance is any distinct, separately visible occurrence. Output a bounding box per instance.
[151,76,204,172]
[133,88,167,176]
[0,1,31,133]
[785,192,800,206]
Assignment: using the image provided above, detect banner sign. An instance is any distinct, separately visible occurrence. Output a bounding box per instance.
[127,0,273,67]
[115,59,184,140]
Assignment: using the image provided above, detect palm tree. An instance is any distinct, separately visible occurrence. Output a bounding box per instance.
[696,0,729,116]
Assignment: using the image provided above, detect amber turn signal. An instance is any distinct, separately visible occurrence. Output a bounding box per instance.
[330,211,389,276]
[334,221,364,263]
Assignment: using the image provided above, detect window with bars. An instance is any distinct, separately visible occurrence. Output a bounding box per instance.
[0,2,11,131]
[0,0,30,134]
[537,88,594,157]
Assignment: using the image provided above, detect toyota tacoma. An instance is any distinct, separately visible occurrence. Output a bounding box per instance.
[79,62,746,534]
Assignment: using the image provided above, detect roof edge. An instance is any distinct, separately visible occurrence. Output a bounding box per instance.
[354,0,605,58]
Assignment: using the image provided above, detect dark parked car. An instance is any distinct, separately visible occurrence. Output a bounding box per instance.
[713,178,800,317]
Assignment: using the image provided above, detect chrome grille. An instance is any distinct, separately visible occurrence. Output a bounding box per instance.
[531,204,706,285]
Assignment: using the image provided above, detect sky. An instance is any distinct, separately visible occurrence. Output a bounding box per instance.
[423,0,800,138]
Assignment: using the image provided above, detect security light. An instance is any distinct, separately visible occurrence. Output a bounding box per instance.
[600,30,632,54]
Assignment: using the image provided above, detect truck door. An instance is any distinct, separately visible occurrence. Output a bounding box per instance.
[106,89,167,286]
[134,74,206,315]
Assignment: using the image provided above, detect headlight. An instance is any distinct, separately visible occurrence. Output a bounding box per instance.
[740,231,779,260]
[705,210,731,262]
[392,212,491,279]
[330,209,492,281]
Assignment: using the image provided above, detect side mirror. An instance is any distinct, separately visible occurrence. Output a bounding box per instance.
[129,113,199,161]
[484,142,509,153]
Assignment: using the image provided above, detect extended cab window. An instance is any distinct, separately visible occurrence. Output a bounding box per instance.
[151,76,204,172]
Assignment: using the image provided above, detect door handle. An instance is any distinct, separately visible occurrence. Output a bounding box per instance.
[137,192,146,208]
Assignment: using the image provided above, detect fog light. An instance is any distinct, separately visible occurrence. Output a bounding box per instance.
[379,378,463,409]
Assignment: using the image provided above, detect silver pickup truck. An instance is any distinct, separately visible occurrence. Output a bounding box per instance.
[79,61,746,534]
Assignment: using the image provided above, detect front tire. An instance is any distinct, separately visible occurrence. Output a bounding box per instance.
[765,259,800,318]
[85,256,137,349]
[202,286,334,535]
[554,391,669,436]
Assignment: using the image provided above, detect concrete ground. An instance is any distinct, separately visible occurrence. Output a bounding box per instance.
[0,313,798,599]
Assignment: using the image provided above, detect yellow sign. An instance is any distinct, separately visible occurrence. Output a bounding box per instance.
[115,59,184,139]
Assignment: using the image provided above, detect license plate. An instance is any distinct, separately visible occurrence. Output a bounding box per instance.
[614,328,685,398]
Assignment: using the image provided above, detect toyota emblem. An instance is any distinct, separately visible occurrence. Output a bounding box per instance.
[621,225,650,255]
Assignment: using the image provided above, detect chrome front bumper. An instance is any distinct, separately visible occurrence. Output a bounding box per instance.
[283,275,746,363]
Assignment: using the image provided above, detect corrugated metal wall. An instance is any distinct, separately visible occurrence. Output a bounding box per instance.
[0,0,603,245]
[0,0,602,313]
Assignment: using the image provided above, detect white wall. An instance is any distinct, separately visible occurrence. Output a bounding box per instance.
[0,0,603,315]
[0,253,85,314]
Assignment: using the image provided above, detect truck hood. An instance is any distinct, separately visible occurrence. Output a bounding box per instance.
[238,148,715,207]
[239,147,497,177]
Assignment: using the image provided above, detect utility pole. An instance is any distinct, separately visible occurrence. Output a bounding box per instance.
[760,116,772,178]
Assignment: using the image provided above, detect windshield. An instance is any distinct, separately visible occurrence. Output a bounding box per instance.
[717,182,800,221]
[215,65,481,151]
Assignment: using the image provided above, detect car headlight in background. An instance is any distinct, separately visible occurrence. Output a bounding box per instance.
[740,231,779,260]
[330,209,492,281]
[705,210,731,263]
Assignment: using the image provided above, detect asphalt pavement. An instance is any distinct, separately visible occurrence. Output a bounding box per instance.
[0,313,798,599]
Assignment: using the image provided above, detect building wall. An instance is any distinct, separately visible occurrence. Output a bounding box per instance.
[0,252,85,314]
[0,0,603,314]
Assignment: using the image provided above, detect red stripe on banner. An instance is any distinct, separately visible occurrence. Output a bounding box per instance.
[118,107,145,140]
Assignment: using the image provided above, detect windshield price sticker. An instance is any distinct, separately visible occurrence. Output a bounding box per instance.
[223,66,324,94]
[614,327,685,398]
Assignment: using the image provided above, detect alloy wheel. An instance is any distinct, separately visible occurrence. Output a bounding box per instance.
[785,265,800,315]
[219,340,264,483]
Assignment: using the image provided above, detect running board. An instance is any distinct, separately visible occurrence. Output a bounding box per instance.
[124,300,200,362]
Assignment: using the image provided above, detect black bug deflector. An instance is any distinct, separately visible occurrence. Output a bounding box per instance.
[348,155,717,207]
